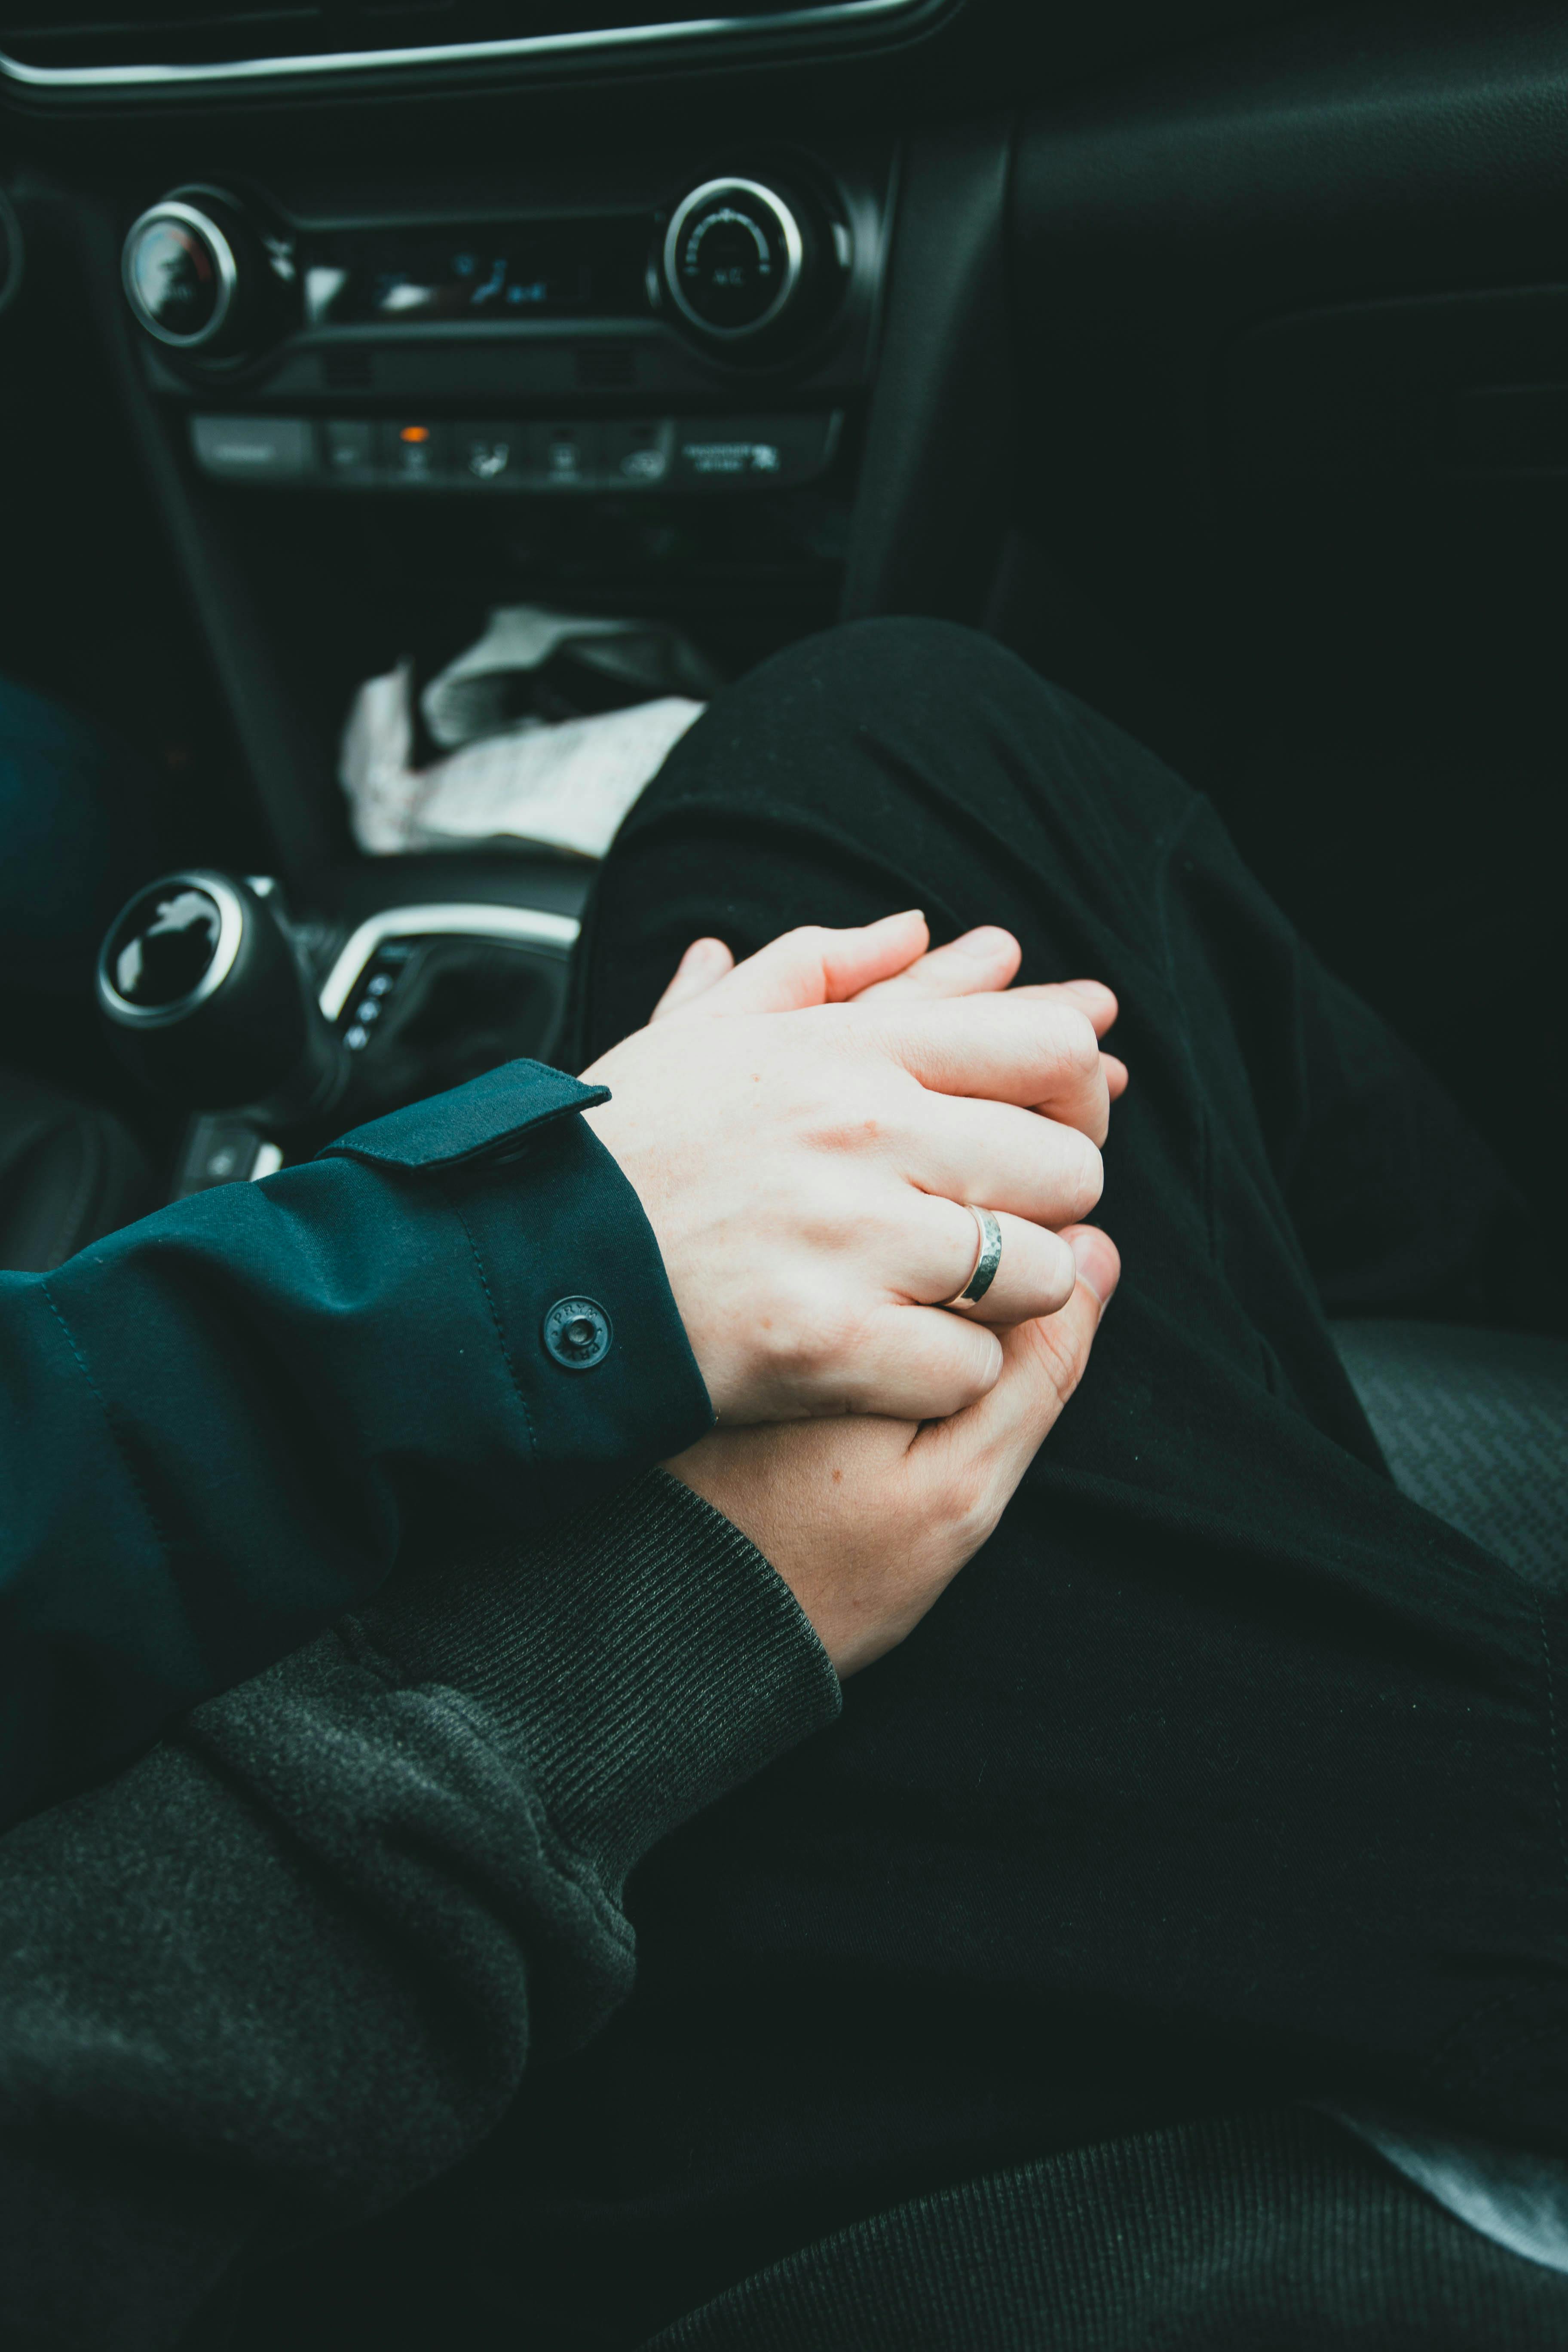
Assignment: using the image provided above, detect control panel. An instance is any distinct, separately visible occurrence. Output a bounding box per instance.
[122,169,857,372]
[117,158,884,509]
[190,409,841,492]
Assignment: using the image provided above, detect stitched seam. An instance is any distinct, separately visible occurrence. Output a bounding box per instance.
[40,1278,172,1565]
[1538,1594,1568,1901]
[444,1187,539,1466]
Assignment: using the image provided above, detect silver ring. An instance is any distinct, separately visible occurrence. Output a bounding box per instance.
[940,1205,1003,1311]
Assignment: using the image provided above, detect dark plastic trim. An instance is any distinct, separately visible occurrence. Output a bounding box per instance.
[0,0,950,98]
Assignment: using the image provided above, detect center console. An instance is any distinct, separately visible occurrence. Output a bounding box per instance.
[119,150,886,497]
[98,866,585,1196]
[13,103,1010,1199]
[87,141,892,1192]
[96,139,892,895]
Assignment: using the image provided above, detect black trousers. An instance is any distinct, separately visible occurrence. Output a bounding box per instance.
[450,625,1567,2344]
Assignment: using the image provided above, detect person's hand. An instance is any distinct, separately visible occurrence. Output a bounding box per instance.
[666,1222,1120,1673]
[580,911,1121,1425]
[648,915,1129,1103]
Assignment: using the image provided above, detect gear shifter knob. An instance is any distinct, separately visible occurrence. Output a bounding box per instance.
[97,870,345,1125]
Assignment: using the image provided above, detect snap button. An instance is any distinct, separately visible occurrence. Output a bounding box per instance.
[542,1295,613,1372]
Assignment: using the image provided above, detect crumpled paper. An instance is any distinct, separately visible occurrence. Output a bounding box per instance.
[340,606,709,858]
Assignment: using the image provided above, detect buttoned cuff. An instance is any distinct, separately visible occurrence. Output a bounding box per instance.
[319,1058,607,1173]
[320,1058,714,1519]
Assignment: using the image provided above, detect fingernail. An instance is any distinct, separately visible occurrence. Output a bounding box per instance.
[683,938,728,974]
[1071,1229,1121,1309]
[951,925,1013,959]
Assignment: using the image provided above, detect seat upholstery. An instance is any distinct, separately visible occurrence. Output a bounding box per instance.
[1332,1319,1568,1586]
[0,1068,151,1274]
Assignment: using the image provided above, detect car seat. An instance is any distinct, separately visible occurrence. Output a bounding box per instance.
[1332,1318,1568,1586]
[0,1067,152,1274]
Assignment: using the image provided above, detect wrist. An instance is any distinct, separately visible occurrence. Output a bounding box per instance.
[354,1470,841,1890]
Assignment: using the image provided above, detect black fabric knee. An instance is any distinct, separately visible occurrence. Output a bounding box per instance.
[479,620,1568,2346]
[569,617,1536,1342]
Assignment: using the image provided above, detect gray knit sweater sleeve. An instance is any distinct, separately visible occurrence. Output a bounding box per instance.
[0,1472,840,2352]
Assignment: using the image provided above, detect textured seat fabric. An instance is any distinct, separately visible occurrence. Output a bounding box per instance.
[645,2107,1568,2350]
[1330,1319,1568,2274]
[0,1068,151,1273]
[1332,1320,1568,1586]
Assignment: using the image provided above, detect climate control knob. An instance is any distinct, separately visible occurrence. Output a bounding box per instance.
[662,178,808,345]
[122,190,265,355]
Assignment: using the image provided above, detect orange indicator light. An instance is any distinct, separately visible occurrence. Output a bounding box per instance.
[400,425,431,444]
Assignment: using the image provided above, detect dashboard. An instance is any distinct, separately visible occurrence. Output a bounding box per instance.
[0,0,956,97]
[0,0,1560,1222]
[116,156,884,508]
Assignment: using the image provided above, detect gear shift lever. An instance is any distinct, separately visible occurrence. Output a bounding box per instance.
[97,870,346,1127]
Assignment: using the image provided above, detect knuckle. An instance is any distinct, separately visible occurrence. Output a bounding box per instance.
[1027,1316,1088,1413]
[805,1073,906,1160]
[1068,1132,1105,1217]
[805,1112,888,1158]
[946,1459,1001,1553]
[1037,1002,1099,1082]
[761,925,830,994]
[1042,1128,1102,1220]
[933,1326,1002,1418]
[1063,1006,1101,1074]
[803,1293,888,1399]
[1036,1234,1078,1312]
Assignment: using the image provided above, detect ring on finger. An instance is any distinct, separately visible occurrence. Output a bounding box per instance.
[939,1205,1004,1311]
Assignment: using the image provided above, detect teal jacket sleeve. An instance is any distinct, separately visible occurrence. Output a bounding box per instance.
[0,1058,712,1830]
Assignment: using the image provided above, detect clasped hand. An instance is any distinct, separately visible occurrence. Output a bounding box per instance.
[583,911,1124,1677]
[583,910,1123,1424]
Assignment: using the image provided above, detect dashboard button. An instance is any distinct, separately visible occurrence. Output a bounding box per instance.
[191,414,312,481]
[323,419,374,481]
[602,418,674,487]
[673,411,839,490]
[527,418,601,488]
[380,419,448,484]
[456,421,525,488]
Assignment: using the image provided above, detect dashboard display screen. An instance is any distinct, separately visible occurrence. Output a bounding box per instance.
[302,223,649,328]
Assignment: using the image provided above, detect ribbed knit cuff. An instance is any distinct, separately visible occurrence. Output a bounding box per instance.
[355,1471,841,1890]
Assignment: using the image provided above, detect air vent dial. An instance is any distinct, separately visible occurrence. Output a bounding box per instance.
[662,178,809,345]
[124,200,238,348]
[122,188,285,358]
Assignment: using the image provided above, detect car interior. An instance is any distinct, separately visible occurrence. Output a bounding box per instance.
[0,0,1565,2332]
